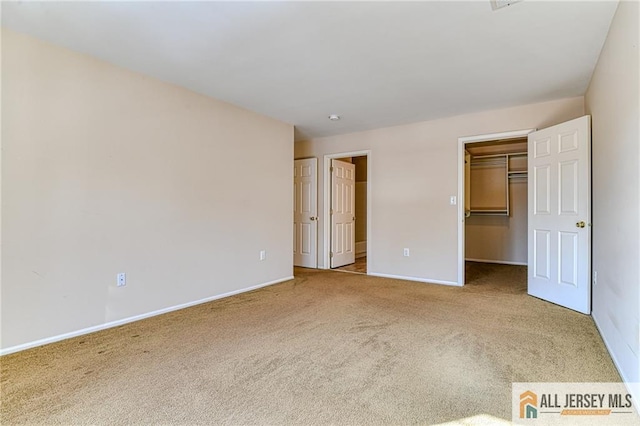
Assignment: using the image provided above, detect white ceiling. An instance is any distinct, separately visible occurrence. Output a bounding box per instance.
[2,1,618,141]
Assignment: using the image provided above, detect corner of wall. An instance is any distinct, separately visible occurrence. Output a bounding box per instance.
[583,0,640,390]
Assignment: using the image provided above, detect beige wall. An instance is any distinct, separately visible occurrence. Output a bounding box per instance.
[354,156,367,245]
[1,30,294,352]
[585,1,639,388]
[465,180,527,264]
[354,156,367,182]
[295,97,584,283]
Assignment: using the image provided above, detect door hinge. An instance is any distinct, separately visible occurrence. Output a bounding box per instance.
[330,209,334,215]
[330,252,334,258]
[330,166,334,172]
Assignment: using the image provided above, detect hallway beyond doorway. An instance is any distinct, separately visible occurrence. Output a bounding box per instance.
[333,256,367,275]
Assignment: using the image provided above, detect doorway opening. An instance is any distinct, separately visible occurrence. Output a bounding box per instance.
[324,151,371,275]
[457,129,534,286]
[458,117,592,314]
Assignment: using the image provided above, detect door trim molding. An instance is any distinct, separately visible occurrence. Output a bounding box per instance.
[457,129,535,286]
[323,150,372,272]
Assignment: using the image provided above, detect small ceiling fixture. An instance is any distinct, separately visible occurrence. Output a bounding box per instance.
[328,114,341,121]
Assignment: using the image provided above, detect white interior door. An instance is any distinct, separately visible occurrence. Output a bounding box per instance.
[331,159,356,268]
[294,158,317,268]
[528,115,591,314]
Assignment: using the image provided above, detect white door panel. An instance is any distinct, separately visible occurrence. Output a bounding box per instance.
[528,116,591,314]
[294,158,317,268]
[331,159,355,268]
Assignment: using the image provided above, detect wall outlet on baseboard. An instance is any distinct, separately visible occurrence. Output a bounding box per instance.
[403,248,410,257]
[117,272,126,287]
[593,270,597,285]
[260,250,266,261]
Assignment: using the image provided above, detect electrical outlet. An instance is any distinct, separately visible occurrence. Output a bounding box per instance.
[117,272,126,287]
[403,248,410,257]
[260,250,266,261]
[593,271,598,285]
[450,195,457,205]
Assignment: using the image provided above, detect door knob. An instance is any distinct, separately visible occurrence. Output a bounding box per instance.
[576,221,586,228]
[310,217,316,221]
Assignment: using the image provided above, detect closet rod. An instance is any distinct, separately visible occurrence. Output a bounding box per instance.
[470,161,506,167]
[472,151,527,159]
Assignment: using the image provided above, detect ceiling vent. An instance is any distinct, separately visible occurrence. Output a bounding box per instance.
[491,0,523,11]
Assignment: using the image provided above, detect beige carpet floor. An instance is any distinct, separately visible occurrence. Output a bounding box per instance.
[1,263,621,425]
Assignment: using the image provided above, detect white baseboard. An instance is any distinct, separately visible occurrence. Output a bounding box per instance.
[355,241,367,258]
[369,272,461,287]
[465,258,527,266]
[0,276,294,356]
[592,312,640,412]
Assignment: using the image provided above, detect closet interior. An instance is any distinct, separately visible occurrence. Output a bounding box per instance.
[464,138,528,266]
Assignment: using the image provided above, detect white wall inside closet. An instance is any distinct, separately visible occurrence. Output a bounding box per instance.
[354,156,368,258]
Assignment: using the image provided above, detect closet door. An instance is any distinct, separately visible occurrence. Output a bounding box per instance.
[528,116,591,314]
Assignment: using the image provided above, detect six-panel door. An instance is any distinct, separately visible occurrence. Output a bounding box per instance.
[528,116,591,314]
[294,158,317,268]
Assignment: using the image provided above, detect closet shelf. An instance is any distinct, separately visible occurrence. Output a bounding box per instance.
[508,170,528,179]
[472,152,526,159]
[466,151,527,217]
[469,209,509,216]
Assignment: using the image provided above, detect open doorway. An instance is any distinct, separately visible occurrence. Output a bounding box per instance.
[323,151,371,275]
[458,117,592,313]
[457,129,534,287]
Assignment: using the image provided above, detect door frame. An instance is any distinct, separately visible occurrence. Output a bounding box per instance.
[323,150,372,272]
[457,129,535,285]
